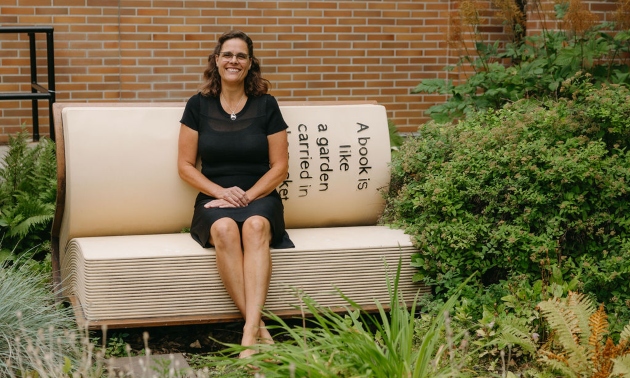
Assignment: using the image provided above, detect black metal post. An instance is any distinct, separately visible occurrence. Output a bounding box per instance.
[28,31,40,141]
[0,26,55,142]
[46,29,56,141]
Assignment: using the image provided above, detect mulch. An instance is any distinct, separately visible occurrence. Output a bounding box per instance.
[93,319,302,357]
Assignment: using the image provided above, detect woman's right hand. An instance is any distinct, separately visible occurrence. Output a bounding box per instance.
[216,186,249,207]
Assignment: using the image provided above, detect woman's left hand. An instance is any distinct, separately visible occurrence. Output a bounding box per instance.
[204,199,239,208]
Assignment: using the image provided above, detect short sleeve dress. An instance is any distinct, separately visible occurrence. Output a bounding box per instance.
[180,93,294,249]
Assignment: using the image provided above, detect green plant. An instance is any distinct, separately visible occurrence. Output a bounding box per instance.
[388,119,405,152]
[0,263,78,377]
[384,81,630,330]
[0,129,56,262]
[414,0,630,123]
[93,332,132,359]
[536,291,630,377]
[200,262,473,377]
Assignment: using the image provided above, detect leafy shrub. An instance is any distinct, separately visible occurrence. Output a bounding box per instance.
[384,81,630,323]
[0,130,56,262]
[414,4,630,123]
[389,119,405,151]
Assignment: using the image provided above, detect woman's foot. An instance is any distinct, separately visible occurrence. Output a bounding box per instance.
[239,324,259,359]
[258,321,275,345]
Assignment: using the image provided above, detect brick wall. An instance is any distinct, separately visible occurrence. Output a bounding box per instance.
[0,0,611,143]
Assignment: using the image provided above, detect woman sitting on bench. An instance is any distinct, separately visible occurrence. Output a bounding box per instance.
[178,30,294,359]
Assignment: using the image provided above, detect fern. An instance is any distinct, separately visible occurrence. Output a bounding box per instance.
[567,292,597,348]
[538,352,579,378]
[612,355,630,377]
[7,213,54,239]
[589,305,609,347]
[589,304,609,375]
[538,294,590,374]
[538,292,630,377]
[0,130,56,261]
[620,325,630,344]
[498,318,538,355]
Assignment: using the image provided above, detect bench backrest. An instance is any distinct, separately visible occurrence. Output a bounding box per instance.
[53,102,391,252]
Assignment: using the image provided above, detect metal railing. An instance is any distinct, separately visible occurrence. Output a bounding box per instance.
[0,26,56,141]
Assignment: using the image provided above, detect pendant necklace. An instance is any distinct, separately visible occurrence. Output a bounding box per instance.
[221,93,245,120]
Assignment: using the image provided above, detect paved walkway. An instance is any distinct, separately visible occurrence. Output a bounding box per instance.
[108,353,195,377]
[0,142,38,166]
[0,144,8,160]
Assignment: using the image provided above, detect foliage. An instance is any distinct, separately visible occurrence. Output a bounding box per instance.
[414,286,547,377]
[199,263,472,377]
[413,0,630,123]
[388,119,405,152]
[536,291,630,377]
[0,263,78,377]
[92,332,133,359]
[384,82,630,332]
[0,130,56,262]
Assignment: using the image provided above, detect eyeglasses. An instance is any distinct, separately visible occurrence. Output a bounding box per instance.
[219,51,250,62]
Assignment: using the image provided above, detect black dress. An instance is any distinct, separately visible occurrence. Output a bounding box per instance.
[180,93,294,249]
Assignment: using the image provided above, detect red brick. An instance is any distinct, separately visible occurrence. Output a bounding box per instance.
[339,2,367,10]
[152,0,184,7]
[307,17,337,25]
[263,9,292,17]
[367,2,397,10]
[36,7,68,15]
[0,15,19,22]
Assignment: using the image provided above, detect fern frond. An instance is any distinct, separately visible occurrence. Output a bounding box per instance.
[500,322,538,355]
[539,350,580,378]
[7,214,54,238]
[537,295,591,374]
[592,338,618,378]
[589,304,608,347]
[612,354,630,378]
[566,292,596,347]
[620,324,630,344]
[589,304,609,374]
[538,298,582,349]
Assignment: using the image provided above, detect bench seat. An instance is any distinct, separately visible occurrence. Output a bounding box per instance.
[63,226,418,325]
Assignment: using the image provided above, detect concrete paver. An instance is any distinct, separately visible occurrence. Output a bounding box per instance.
[108,353,196,378]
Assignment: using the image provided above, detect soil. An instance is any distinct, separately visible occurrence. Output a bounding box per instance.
[93,319,299,358]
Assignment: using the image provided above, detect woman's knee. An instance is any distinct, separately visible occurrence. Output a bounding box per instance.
[210,218,240,245]
[243,216,270,235]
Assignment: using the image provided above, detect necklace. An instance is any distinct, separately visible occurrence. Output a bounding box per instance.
[221,92,245,120]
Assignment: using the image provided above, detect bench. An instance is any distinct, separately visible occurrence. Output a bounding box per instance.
[51,101,427,329]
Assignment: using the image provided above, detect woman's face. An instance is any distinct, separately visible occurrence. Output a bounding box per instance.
[215,38,251,87]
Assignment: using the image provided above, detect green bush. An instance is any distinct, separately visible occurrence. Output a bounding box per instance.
[384,81,630,322]
[0,130,56,263]
[414,22,630,123]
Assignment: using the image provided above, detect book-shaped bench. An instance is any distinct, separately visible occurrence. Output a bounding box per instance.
[51,102,427,329]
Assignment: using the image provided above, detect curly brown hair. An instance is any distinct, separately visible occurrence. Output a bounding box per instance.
[199,30,270,97]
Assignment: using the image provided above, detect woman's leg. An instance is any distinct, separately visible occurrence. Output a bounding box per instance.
[240,215,273,357]
[210,216,273,358]
[210,217,247,314]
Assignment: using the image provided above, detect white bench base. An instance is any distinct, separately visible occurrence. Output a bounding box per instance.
[62,226,426,328]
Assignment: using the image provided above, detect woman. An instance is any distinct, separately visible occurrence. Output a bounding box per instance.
[178,30,294,359]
